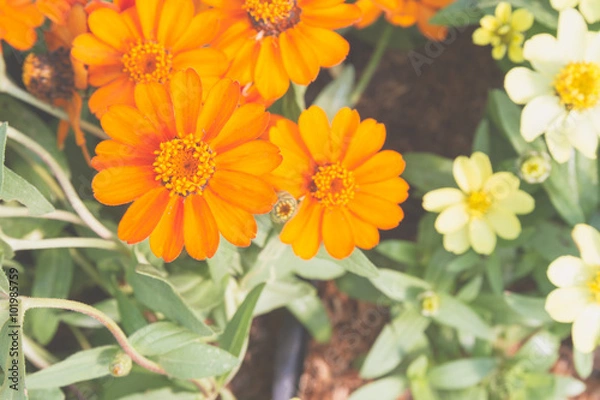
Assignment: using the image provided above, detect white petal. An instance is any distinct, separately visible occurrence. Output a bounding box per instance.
[523,34,564,77]
[443,227,470,255]
[485,207,521,240]
[422,188,465,212]
[520,95,565,142]
[504,67,552,104]
[573,224,600,266]
[453,156,481,192]
[572,303,600,353]
[590,105,600,132]
[495,190,535,214]
[546,117,575,163]
[471,152,493,183]
[567,116,599,159]
[435,203,469,234]
[545,287,591,323]
[584,32,600,63]
[468,218,496,255]
[550,0,579,10]
[557,9,588,61]
[547,255,596,287]
[581,0,600,23]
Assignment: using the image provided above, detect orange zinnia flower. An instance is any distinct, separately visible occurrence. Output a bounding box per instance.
[92,70,281,262]
[269,106,409,259]
[72,0,228,117]
[37,0,85,25]
[355,0,455,40]
[204,0,361,101]
[0,0,44,50]
[23,3,91,162]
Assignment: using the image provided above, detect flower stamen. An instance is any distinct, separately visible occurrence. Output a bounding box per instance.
[554,62,600,111]
[309,162,357,208]
[243,0,301,36]
[122,40,173,84]
[467,191,492,217]
[588,272,600,303]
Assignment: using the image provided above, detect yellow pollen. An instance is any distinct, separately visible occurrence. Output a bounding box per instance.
[122,40,173,84]
[243,0,294,23]
[554,62,600,111]
[309,162,357,208]
[588,272,600,303]
[467,191,492,216]
[153,134,216,197]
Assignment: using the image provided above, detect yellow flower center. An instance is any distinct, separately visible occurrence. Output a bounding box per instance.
[153,134,216,197]
[243,0,301,36]
[122,40,173,84]
[554,62,600,111]
[588,272,600,303]
[467,191,492,217]
[309,162,357,208]
[519,153,551,184]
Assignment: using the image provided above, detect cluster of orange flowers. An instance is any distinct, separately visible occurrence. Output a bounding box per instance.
[0,0,455,261]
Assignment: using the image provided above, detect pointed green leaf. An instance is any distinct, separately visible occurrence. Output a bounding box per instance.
[349,377,407,400]
[313,65,355,119]
[402,152,455,194]
[0,304,26,400]
[433,293,493,340]
[317,248,378,278]
[157,343,238,380]
[254,279,315,315]
[428,358,498,390]
[0,168,54,216]
[376,240,419,267]
[370,269,429,302]
[129,322,200,356]
[28,388,64,400]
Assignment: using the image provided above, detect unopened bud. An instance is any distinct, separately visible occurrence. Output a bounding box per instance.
[109,351,132,377]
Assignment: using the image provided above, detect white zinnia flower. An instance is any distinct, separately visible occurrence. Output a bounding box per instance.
[545,224,600,353]
[504,9,600,163]
[422,152,534,255]
[551,0,600,23]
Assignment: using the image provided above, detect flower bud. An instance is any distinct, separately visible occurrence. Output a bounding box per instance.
[109,351,132,377]
[419,291,440,317]
[270,191,297,224]
[517,151,551,184]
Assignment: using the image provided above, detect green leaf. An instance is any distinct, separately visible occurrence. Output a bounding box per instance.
[219,283,265,358]
[573,348,594,379]
[336,273,390,304]
[127,264,213,337]
[433,293,494,340]
[428,357,497,390]
[207,240,238,286]
[129,322,199,356]
[370,269,429,302]
[26,346,120,389]
[272,83,306,122]
[429,0,484,26]
[552,375,586,398]
[0,305,26,400]
[0,168,54,216]
[376,240,419,267]
[57,299,120,328]
[29,249,73,345]
[157,342,238,379]
[485,253,503,296]
[114,290,148,335]
[28,388,64,400]
[0,266,10,295]
[349,377,407,400]
[503,292,553,325]
[0,122,7,191]
[514,330,559,372]
[313,65,355,119]
[317,248,378,278]
[360,307,430,379]
[287,293,331,343]
[472,119,491,153]
[527,222,577,263]
[118,388,200,400]
[446,252,480,273]
[456,275,483,302]
[402,152,455,194]
[254,279,315,315]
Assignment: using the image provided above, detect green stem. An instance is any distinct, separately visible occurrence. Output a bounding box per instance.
[1,79,108,140]
[7,126,114,239]
[0,205,84,226]
[70,249,112,295]
[3,236,121,252]
[22,335,58,369]
[21,296,166,375]
[349,23,394,106]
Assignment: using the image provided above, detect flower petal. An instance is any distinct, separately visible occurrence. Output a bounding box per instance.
[168,69,202,136]
[172,48,229,77]
[72,33,121,65]
[322,207,355,259]
[581,0,600,23]
[568,116,599,159]
[573,224,600,266]
[118,187,169,243]
[279,28,320,85]
[215,140,282,175]
[504,67,551,104]
[342,117,385,170]
[208,170,277,214]
[136,0,162,40]
[209,104,270,152]
[557,8,587,62]
[443,227,470,255]
[183,194,219,260]
[100,104,160,149]
[196,79,240,142]
[523,33,563,77]
[88,8,135,52]
[172,11,221,53]
[485,206,521,240]
[348,192,404,230]
[434,203,469,234]
[545,287,591,323]
[157,0,194,48]
[468,218,496,255]
[548,255,596,288]
[282,199,324,260]
[453,155,480,192]
[150,195,185,262]
[254,36,289,100]
[345,209,379,250]
[422,188,465,212]
[203,188,257,247]
[89,77,136,117]
[297,24,349,67]
[93,166,159,205]
[298,105,331,164]
[353,150,405,185]
[360,177,409,204]
[520,95,565,142]
[330,107,361,162]
[572,303,600,353]
[495,190,535,214]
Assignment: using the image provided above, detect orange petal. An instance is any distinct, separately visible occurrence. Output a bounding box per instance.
[296,23,349,68]
[298,105,331,164]
[279,28,320,86]
[281,199,323,260]
[136,0,162,40]
[342,118,386,170]
[209,104,269,152]
[172,48,229,77]
[226,36,259,85]
[353,150,406,184]
[417,5,447,41]
[345,208,379,250]
[92,140,155,170]
[215,140,282,175]
[329,107,360,161]
[203,188,257,247]
[322,207,354,259]
[157,0,193,48]
[254,36,289,101]
[387,1,418,27]
[348,192,404,230]
[172,10,221,53]
[72,33,122,65]
[89,77,136,117]
[359,177,409,204]
[169,69,202,136]
[118,187,169,243]
[150,195,185,262]
[93,165,159,205]
[0,17,37,51]
[88,64,125,87]
[134,82,176,141]
[208,170,277,214]
[100,105,160,149]
[354,0,384,29]
[301,3,361,30]
[183,194,220,260]
[196,79,240,142]
[87,8,134,52]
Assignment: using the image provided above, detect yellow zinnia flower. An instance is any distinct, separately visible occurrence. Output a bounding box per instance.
[472,2,534,63]
[422,152,534,255]
[546,224,600,353]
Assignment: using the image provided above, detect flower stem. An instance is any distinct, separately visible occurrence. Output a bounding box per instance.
[23,335,58,369]
[2,236,121,252]
[349,23,394,106]
[21,296,167,375]
[2,79,108,140]
[0,205,85,226]
[6,126,114,240]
